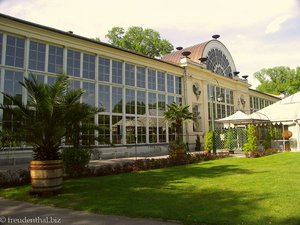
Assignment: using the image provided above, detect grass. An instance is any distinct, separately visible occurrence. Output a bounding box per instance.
[1,152,300,225]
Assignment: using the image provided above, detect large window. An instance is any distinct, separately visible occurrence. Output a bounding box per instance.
[99,84,110,112]
[112,60,122,84]
[48,45,63,73]
[112,115,122,144]
[137,66,146,88]
[125,89,135,114]
[125,63,135,86]
[167,74,174,93]
[158,94,166,113]
[99,57,110,82]
[137,91,146,115]
[157,71,165,91]
[29,41,46,71]
[67,49,81,77]
[148,69,156,90]
[98,115,110,144]
[112,86,122,113]
[148,92,157,116]
[6,35,25,68]
[4,70,23,105]
[175,76,181,95]
[83,53,95,79]
[82,82,95,106]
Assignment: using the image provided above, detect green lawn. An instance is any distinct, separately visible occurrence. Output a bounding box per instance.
[1,153,300,225]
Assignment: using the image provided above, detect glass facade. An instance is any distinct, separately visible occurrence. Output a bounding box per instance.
[207,84,234,129]
[250,96,274,113]
[0,29,275,148]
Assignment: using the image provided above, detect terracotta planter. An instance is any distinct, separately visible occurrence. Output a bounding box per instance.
[30,160,63,194]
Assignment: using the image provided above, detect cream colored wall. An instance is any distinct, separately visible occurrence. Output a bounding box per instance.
[182,59,253,145]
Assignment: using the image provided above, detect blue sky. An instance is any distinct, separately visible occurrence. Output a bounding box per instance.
[1,0,299,88]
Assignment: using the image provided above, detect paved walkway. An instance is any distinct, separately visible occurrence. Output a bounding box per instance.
[0,198,179,225]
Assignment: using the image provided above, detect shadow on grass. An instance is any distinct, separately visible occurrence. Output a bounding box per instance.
[48,164,274,225]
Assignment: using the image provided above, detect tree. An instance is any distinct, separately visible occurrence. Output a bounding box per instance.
[0,74,98,160]
[254,66,300,95]
[163,102,194,143]
[105,26,173,58]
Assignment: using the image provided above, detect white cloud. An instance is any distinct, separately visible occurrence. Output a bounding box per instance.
[0,0,299,88]
[265,14,291,34]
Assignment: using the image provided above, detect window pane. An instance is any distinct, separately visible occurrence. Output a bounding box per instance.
[137,66,146,88]
[125,89,135,114]
[112,115,122,144]
[67,50,81,77]
[5,35,25,68]
[29,41,46,71]
[167,74,174,93]
[99,57,110,82]
[82,82,95,106]
[48,45,63,73]
[157,71,165,91]
[83,53,95,79]
[137,91,146,115]
[112,60,122,84]
[112,86,122,113]
[98,115,110,144]
[148,69,156,90]
[126,116,135,144]
[158,94,165,114]
[125,63,135,86]
[99,84,110,112]
[175,76,181,94]
[4,70,23,105]
[148,92,157,116]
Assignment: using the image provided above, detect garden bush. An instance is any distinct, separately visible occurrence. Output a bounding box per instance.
[0,169,30,188]
[62,147,91,178]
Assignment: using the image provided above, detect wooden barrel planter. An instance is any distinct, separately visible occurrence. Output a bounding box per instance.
[30,160,63,194]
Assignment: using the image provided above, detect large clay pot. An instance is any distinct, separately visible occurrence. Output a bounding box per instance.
[30,160,63,194]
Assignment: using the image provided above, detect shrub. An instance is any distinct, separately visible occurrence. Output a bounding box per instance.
[225,128,236,150]
[204,132,213,151]
[0,169,30,187]
[243,124,257,152]
[245,148,278,158]
[62,147,91,178]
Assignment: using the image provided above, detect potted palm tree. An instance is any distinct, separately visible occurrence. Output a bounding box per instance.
[0,74,98,195]
[163,102,194,158]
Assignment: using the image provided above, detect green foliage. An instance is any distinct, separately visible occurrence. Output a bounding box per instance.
[195,135,201,151]
[243,124,257,152]
[204,131,213,151]
[62,147,90,178]
[168,141,187,159]
[263,129,272,150]
[4,153,300,225]
[224,128,236,150]
[0,130,20,151]
[105,26,174,58]
[163,102,194,143]
[0,74,99,160]
[254,66,300,95]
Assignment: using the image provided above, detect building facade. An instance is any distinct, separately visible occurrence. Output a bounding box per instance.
[0,13,279,154]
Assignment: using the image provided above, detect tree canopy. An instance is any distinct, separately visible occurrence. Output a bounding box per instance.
[254,66,300,96]
[105,26,174,58]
